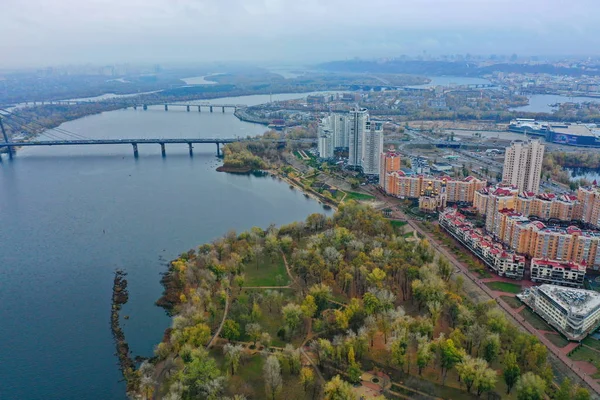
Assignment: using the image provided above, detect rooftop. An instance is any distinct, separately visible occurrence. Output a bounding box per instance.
[532,258,586,271]
[538,284,600,314]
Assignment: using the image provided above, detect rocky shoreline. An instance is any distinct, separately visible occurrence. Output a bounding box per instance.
[110,269,139,393]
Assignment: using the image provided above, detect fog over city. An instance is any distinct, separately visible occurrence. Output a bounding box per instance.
[1,0,599,68]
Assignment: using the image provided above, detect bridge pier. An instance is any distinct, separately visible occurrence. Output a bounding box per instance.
[132,143,139,158]
[198,106,201,112]
[188,143,193,157]
[216,142,221,157]
[133,105,137,110]
[222,107,225,113]
[0,118,14,159]
[143,104,148,110]
[164,104,168,111]
[210,106,213,113]
[186,105,190,112]
[160,143,166,157]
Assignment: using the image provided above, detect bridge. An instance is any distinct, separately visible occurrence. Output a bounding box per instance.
[0,138,240,158]
[25,100,247,113]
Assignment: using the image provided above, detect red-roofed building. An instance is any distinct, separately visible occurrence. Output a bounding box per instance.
[531,258,586,288]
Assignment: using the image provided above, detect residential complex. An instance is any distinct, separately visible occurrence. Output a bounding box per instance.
[379,147,401,193]
[518,285,600,340]
[530,258,586,288]
[579,185,600,227]
[439,209,526,279]
[380,172,486,204]
[318,107,383,176]
[502,139,545,193]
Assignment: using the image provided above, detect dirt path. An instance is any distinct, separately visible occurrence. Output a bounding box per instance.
[206,290,230,349]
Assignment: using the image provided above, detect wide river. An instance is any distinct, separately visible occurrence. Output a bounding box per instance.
[0,93,332,400]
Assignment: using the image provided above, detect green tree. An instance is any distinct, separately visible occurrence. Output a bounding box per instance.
[324,375,356,400]
[439,339,464,385]
[573,386,591,400]
[179,348,222,398]
[347,347,362,384]
[416,336,434,375]
[515,372,545,400]
[503,352,520,394]
[282,303,304,333]
[221,319,240,341]
[482,333,500,363]
[555,378,572,400]
[309,283,332,314]
[245,322,262,346]
[366,268,386,288]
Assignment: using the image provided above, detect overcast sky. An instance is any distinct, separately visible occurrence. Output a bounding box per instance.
[1,0,599,68]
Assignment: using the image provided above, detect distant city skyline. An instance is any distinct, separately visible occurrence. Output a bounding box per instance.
[1,0,600,69]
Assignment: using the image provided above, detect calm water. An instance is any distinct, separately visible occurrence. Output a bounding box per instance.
[181,74,224,85]
[0,95,331,400]
[568,167,600,183]
[409,76,491,89]
[511,94,600,113]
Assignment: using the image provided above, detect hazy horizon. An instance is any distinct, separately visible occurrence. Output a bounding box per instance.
[2,0,599,69]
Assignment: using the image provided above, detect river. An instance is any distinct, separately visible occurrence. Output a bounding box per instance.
[0,94,332,400]
[510,94,600,113]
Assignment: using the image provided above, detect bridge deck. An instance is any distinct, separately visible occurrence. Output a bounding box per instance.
[0,138,239,147]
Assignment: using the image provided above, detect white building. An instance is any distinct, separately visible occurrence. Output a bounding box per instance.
[317,118,335,159]
[518,284,600,340]
[530,258,586,288]
[362,121,383,175]
[348,107,369,169]
[502,139,545,194]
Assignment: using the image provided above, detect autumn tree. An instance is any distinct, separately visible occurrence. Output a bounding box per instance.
[503,352,520,394]
[264,355,283,400]
[516,372,545,400]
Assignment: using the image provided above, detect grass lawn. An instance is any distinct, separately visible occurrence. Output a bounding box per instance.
[519,307,555,331]
[583,337,600,352]
[244,254,289,287]
[343,191,375,201]
[389,219,408,228]
[545,332,569,348]
[484,281,522,294]
[475,269,493,278]
[500,295,523,309]
[569,345,600,366]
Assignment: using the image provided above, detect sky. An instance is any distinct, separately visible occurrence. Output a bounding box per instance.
[1,0,599,69]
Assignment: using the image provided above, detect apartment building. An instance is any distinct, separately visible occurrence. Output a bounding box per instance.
[518,285,600,340]
[530,258,586,288]
[502,139,545,193]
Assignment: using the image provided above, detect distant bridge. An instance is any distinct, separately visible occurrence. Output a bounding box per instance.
[24,100,247,113]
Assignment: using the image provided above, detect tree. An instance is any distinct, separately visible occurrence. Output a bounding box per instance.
[503,352,520,394]
[251,301,262,322]
[391,334,409,373]
[282,303,304,334]
[300,367,315,394]
[324,375,356,400]
[367,268,386,288]
[179,348,222,398]
[347,347,362,384]
[555,378,572,400]
[221,319,240,341]
[246,322,262,346]
[456,356,480,393]
[223,343,244,376]
[179,323,211,348]
[301,295,318,318]
[475,366,497,397]
[482,333,500,363]
[264,355,283,400]
[260,332,272,349]
[439,339,464,385]
[309,283,332,314]
[573,386,591,400]
[416,336,434,375]
[515,372,545,400]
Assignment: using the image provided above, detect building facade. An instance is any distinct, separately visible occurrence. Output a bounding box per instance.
[348,108,369,169]
[362,121,383,175]
[439,209,526,278]
[502,139,545,194]
[518,285,600,340]
[379,147,401,192]
[530,258,586,288]
[381,173,485,204]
